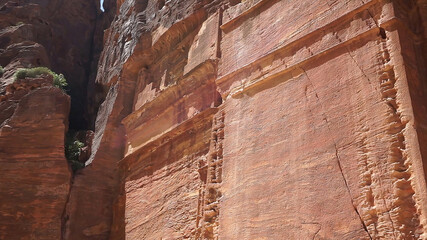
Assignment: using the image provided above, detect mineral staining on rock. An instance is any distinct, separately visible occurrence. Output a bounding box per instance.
[2,0,427,239]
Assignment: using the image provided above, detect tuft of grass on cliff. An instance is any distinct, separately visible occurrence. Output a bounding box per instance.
[14,67,68,91]
[0,66,4,77]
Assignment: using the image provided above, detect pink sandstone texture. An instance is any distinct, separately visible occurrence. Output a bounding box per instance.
[2,0,427,239]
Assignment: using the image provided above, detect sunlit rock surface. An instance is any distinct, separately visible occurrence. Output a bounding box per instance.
[3,0,427,239]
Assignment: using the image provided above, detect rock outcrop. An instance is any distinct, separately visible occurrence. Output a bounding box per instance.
[0,0,112,239]
[0,76,71,239]
[3,0,427,239]
[0,0,108,129]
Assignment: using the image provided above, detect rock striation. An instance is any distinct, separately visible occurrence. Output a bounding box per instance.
[2,0,427,239]
[0,75,71,239]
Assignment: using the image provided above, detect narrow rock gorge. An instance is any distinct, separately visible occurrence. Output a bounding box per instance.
[2,0,427,239]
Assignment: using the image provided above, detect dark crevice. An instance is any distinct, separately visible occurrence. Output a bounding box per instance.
[48,0,116,132]
[62,0,116,178]
[60,1,116,237]
[379,27,387,39]
[85,0,117,130]
[81,5,102,131]
[60,176,73,240]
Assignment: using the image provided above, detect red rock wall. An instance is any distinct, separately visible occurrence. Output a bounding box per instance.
[63,1,224,239]
[0,0,104,129]
[0,81,71,239]
[121,112,214,239]
[0,1,111,239]
[3,0,427,239]
[215,1,427,238]
[95,0,427,239]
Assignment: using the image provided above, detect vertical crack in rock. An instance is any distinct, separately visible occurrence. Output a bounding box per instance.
[347,48,373,86]
[344,30,399,239]
[346,30,397,240]
[302,68,373,239]
[61,177,74,239]
[365,7,380,30]
[334,144,373,240]
[312,224,321,240]
[302,23,424,237]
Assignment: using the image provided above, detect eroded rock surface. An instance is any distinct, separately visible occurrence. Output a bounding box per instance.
[96,0,427,239]
[0,0,109,129]
[0,76,71,239]
[3,0,427,239]
[0,0,111,239]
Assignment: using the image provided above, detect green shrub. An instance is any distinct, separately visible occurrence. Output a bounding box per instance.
[14,67,68,91]
[53,73,67,90]
[0,66,4,77]
[65,133,85,172]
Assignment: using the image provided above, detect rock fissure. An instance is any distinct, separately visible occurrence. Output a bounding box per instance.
[335,143,373,240]
[302,67,374,239]
[312,223,321,240]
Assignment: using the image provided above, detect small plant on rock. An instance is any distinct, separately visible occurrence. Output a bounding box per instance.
[65,133,85,172]
[0,66,4,77]
[53,72,67,90]
[14,67,68,91]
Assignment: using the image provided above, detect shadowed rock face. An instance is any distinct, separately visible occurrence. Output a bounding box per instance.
[0,0,113,129]
[0,0,114,239]
[3,0,427,239]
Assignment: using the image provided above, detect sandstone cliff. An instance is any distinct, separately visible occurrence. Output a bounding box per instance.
[2,0,427,239]
[0,0,112,239]
[0,76,70,239]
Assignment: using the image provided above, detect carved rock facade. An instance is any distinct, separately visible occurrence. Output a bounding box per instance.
[78,0,427,239]
[2,0,427,239]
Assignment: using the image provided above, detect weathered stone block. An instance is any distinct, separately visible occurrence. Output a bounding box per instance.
[184,12,220,75]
